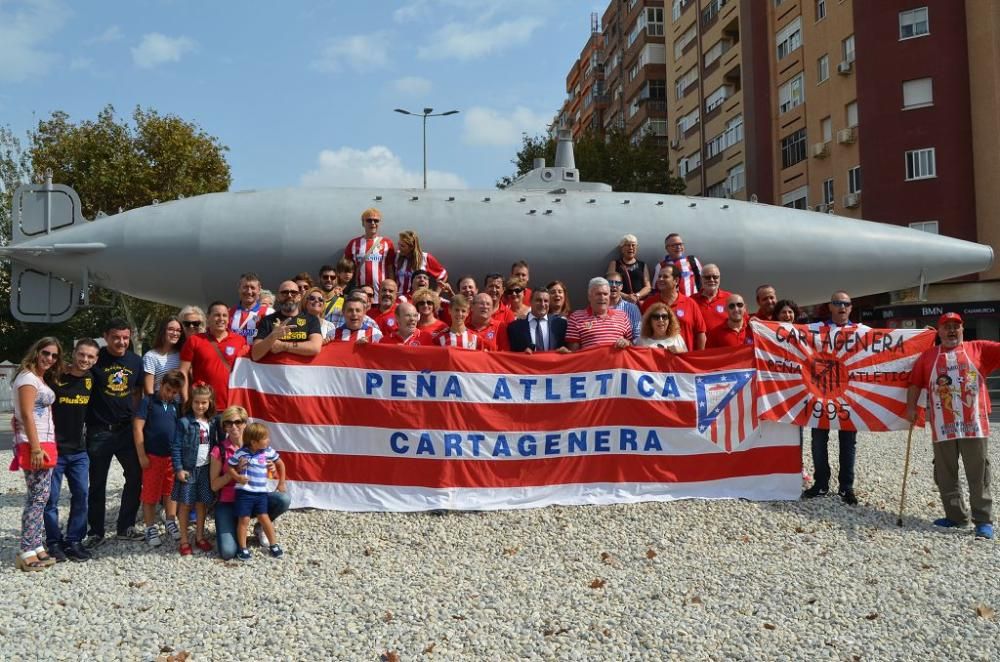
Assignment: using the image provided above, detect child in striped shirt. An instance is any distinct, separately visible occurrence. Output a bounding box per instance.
[228,422,285,560]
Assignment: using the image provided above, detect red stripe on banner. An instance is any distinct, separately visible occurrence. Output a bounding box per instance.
[231,389,700,430]
[246,342,754,375]
[281,445,801,488]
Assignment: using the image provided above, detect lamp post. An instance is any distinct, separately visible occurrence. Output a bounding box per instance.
[393,107,460,189]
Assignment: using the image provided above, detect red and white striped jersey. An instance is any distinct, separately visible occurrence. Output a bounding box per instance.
[437,330,488,351]
[229,302,273,342]
[331,326,383,344]
[396,251,448,294]
[344,236,396,294]
[653,255,703,297]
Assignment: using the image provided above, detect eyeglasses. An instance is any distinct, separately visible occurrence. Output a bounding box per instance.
[416,300,435,307]
[223,419,247,427]
[39,350,59,358]
[702,274,720,280]
[279,289,301,297]
[830,301,852,307]
[651,314,670,321]
[182,320,203,328]
[606,280,622,287]
[306,296,324,303]
[728,302,745,309]
[507,288,524,295]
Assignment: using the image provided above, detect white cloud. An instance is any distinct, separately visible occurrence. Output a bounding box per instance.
[391,76,432,97]
[131,33,196,68]
[87,25,122,44]
[462,106,551,147]
[301,145,467,189]
[0,0,65,83]
[392,0,429,22]
[418,16,543,60]
[312,32,390,73]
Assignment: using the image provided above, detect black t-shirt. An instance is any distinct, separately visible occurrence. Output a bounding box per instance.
[616,259,647,295]
[257,311,322,343]
[52,372,92,454]
[86,347,144,428]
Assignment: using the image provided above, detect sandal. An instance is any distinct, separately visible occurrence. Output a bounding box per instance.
[33,547,57,567]
[179,543,193,556]
[15,551,48,572]
[195,539,213,552]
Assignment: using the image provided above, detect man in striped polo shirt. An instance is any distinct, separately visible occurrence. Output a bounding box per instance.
[563,277,633,352]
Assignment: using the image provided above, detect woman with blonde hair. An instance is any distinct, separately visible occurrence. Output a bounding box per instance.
[638,303,687,353]
[412,287,448,339]
[396,229,448,295]
[12,337,63,570]
[504,277,531,319]
[607,234,651,304]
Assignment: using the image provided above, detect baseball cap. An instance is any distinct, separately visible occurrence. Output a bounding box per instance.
[938,312,963,326]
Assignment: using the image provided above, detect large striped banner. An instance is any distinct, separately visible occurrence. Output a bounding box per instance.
[229,345,801,512]
[752,321,935,431]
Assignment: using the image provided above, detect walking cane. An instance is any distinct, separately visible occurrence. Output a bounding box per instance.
[897,424,915,527]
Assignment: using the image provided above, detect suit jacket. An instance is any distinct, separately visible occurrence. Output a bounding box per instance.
[507,315,568,352]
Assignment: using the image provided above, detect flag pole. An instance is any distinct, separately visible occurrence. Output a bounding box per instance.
[896,423,915,527]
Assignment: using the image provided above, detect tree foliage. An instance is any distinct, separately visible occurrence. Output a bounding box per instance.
[0,105,231,360]
[497,129,686,194]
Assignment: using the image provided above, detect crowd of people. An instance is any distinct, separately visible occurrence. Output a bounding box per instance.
[9,208,996,571]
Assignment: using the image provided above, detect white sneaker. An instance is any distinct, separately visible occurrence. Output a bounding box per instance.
[164,518,181,541]
[144,526,162,548]
[254,522,269,548]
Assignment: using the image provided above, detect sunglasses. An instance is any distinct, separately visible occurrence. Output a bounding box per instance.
[830,301,852,307]
[507,288,524,295]
[320,274,338,280]
[306,296,324,303]
[416,300,435,307]
[279,289,301,297]
[728,302,745,309]
[223,419,247,427]
[39,349,60,358]
[606,280,622,287]
[651,314,670,321]
[363,218,381,224]
[182,320,203,328]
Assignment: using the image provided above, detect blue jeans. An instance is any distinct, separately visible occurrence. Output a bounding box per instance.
[87,427,142,537]
[215,490,292,560]
[45,451,90,545]
[810,428,857,491]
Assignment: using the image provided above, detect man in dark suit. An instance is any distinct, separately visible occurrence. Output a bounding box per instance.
[507,289,567,353]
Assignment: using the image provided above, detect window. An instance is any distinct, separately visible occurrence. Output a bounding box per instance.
[725,114,744,144]
[677,108,700,134]
[706,180,729,198]
[646,7,664,36]
[780,128,807,169]
[902,77,933,109]
[706,84,734,112]
[815,0,826,21]
[672,0,682,22]
[846,101,858,127]
[679,150,701,176]
[822,178,834,205]
[675,26,696,59]
[727,163,745,193]
[702,0,726,26]
[704,38,733,67]
[639,118,668,136]
[638,43,666,68]
[645,80,666,99]
[909,220,939,234]
[900,7,929,39]
[905,148,936,180]
[842,34,855,63]
[817,54,829,83]
[675,66,698,100]
[821,116,832,142]
[778,73,805,113]
[776,18,803,60]
[848,165,862,194]
[782,186,808,210]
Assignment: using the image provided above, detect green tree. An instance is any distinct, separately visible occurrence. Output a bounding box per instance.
[497,128,685,194]
[0,105,231,360]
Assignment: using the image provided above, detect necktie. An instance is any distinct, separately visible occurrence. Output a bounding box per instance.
[533,318,544,351]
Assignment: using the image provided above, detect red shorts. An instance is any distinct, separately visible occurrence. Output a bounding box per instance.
[141,454,175,504]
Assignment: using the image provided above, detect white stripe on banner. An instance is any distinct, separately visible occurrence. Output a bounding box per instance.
[285,474,803,512]
[234,361,734,403]
[263,421,795,460]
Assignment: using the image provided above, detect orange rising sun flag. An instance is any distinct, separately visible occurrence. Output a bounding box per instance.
[751,321,935,431]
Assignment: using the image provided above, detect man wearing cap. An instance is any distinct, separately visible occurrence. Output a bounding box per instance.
[802,291,869,505]
[906,312,1000,540]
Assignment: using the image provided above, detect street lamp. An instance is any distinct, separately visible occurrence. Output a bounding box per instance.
[394,107,460,189]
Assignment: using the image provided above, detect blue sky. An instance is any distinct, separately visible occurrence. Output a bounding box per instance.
[0,0,603,191]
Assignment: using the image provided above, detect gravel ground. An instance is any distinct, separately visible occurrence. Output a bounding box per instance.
[0,427,997,661]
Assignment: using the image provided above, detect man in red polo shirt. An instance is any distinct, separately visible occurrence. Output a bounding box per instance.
[642,265,706,351]
[381,302,429,346]
[706,294,753,348]
[466,293,505,351]
[692,263,731,330]
[564,277,632,351]
[179,301,249,410]
[751,284,777,320]
[373,278,401,336]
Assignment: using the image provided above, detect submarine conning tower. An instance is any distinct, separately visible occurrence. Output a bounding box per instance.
[506,129,613,193]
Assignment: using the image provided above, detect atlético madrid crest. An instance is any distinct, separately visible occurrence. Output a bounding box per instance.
[695,371,756,453]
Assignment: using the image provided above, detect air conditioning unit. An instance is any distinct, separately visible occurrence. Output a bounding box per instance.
[670,139,681,150]
[812,142,829,158]
[843,192,861,208]
[837,61,853,75]
[836,128,856,144]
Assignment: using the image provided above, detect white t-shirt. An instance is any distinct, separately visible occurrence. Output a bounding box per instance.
[196,419,211,467]
[142,349,181,392]
[638,335,688,352]
[12,371,56,446]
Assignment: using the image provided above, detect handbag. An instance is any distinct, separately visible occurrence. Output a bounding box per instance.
[10,442,58,471]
